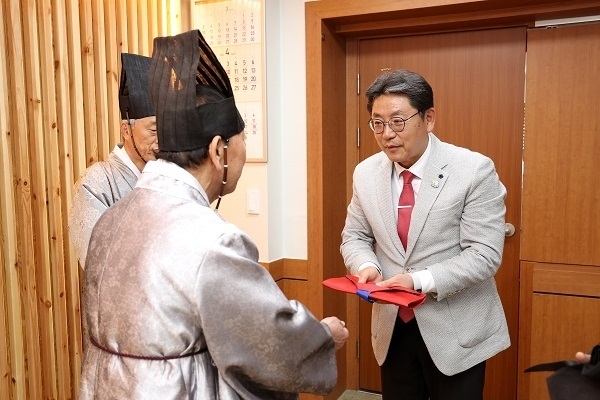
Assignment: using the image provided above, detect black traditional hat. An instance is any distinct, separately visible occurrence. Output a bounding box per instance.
[148,29,245,152]
[118,53,155,119]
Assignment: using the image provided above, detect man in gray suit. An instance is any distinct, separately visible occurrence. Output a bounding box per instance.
[341,69,510,400]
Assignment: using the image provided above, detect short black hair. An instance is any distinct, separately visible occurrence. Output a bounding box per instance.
[365,69,434,118]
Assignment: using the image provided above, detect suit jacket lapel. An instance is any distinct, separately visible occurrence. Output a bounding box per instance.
[406,135,449,258]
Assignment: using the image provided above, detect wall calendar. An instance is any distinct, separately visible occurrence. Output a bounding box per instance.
[192,0,267,162]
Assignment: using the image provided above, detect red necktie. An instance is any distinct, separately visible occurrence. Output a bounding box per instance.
[397,170,415,251]
[398,170,415,323]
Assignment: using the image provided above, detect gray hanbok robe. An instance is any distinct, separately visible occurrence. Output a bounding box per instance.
[69,145,139,266]
[79,160,338,400]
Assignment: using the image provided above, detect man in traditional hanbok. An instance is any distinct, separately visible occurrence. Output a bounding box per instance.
[68,53,158,267]
[78,29,349,400]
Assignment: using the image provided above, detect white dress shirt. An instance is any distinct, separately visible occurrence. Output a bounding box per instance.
[359,134,436,293]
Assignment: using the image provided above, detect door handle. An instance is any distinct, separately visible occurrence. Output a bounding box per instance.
[505,223,516,237]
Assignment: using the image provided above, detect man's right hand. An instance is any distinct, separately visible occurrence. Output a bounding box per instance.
[356,266,382,284]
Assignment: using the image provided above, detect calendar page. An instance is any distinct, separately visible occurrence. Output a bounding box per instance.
[192,0,267,162]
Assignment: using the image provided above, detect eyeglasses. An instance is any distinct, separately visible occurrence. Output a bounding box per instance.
[368,111,421,134]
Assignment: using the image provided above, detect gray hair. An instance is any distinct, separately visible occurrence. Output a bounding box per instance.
[122,119,136,127]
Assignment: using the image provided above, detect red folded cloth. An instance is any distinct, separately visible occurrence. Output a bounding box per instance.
[323,275,426,309]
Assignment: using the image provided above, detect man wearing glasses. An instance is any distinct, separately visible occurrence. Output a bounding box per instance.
[340,69,510,400]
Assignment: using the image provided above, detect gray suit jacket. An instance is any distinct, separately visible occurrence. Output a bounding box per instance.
[341,133,510,376]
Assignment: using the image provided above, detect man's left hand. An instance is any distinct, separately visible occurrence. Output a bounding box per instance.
[376,273,414,289]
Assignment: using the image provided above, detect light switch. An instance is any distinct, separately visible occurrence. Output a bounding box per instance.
[247,189,260,215]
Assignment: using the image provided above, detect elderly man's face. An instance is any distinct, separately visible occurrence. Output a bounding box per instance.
[129,116,159,161]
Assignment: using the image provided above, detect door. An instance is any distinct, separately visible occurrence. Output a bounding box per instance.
[355,27,526,399]
[517,22,600,400]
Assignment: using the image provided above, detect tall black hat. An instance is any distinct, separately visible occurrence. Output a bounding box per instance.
[148,29,245,152]
[118,53,155,119]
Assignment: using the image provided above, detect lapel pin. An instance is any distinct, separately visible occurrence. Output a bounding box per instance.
[431,180,439,188]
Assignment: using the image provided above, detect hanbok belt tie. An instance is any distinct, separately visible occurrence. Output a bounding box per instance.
[90,335,207,360]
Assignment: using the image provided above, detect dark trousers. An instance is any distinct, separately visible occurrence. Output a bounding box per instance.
[381,317,486,400]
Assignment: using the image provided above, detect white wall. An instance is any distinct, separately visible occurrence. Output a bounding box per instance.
[218,0,310,262]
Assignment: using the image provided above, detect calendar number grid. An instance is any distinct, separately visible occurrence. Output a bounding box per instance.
[193,0,267,162]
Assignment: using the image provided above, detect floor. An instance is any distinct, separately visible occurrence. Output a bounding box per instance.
[338,390,382,400]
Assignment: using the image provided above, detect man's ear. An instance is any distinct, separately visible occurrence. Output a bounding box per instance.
[121,121,131,140]
[425,108,436,130]
[207,135,223,169]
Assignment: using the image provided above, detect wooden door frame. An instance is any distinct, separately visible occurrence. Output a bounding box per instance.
[305,1,600,398]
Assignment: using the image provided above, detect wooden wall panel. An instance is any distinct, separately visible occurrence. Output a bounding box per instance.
[521,23,600,266]
[0,1,181,399]
[518,262,600,400]
[278,278,325,400]
[518,23,600,399]
[305,15,349,399]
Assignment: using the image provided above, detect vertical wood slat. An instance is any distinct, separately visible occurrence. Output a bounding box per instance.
[21,1,59,398]
[65,0,86,182]
[37,1,73,399]
[138,0,150,55]
[0,230,9,400]
[92,0,110,160]
[0,3,28,399]
[80,0,99,167]
[1,2,181,398]
[64,0,89,398]
[127,0,139,54]
[104,0,121,148]
[0,86,12,400]
[5,1,44,399]
[158,0,168,40]
[53,0,84,394]
[180,0,191,32]
[148,0,159,54]
[117,0,130,62]
[169,0,182,36]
